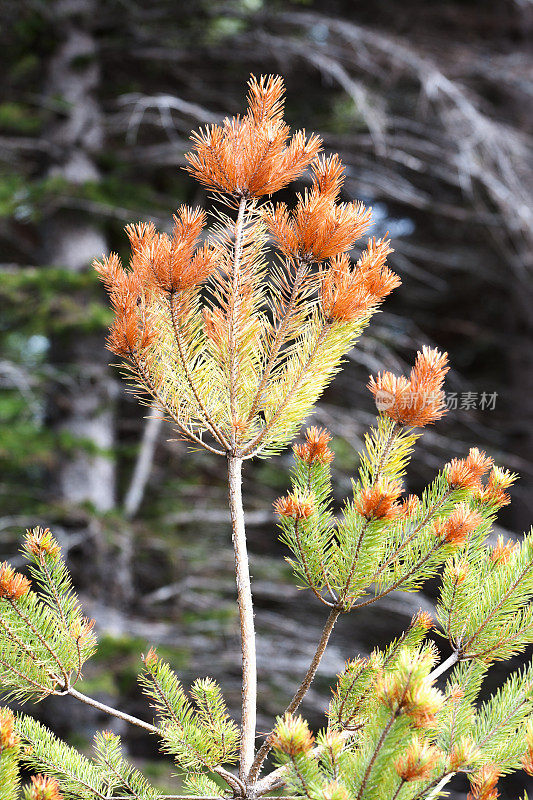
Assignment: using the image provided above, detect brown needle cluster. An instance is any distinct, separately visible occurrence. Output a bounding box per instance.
[0,707,19,750]
[445,448,493,491]
[394,737,441,781]
[474,466,517,508]
[377,674,444,729]
[125,210,217,293]
[185,75,321,198]
[368,347,449,428]
[448,736,479,771]
[274,491,315,520]
[262,154,373,262]
[433,504,483,547]
[355,479,403,520]
[377,650,444,728]
[0,561,30,601]
[412,610,434,633]
[271,713,315,756]
[27,775,63,800]
[94,209,217,358]
[400,495,421,517]
[25,526,60,559]
[321,239,400,323]
[467,765,500,800]
[293,426,335,465]
[445,449,516,508]
[490,534,519,565]
[95,73,401,460]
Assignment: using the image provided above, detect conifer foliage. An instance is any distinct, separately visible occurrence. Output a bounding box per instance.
[0,75,532,800]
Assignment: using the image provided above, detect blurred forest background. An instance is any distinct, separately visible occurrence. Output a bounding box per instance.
[1,0,532,796]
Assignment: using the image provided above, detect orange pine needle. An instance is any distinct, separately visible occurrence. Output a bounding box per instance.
[491,534,518,564]
[368,347,449,427]
[185,75,322,198]
[274,491,315,520]
[445,448,493,491]
[433,504,483,547]
[0,561,30,601]
[28,775,62,800]
[467,765,500,800]
[25,526,60,559]
[355,479,403,520]
[263,155,373,262]
[293,426,334,464]
[0,708,19,749]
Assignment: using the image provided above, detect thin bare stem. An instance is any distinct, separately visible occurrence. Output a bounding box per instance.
[67,685,158,732]
[391,779,406,800]
[123,408,162,519]
[248,605,341,782]
[411,773,454,800]
[227,454,257,781]
[428,651,459,681]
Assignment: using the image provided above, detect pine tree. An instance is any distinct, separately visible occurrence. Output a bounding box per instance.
[0,75,531,800]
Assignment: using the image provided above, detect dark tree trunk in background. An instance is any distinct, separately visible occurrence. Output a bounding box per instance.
[43,0,116,512]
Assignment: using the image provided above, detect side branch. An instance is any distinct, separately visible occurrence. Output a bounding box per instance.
[248,605,341,782]
[68,686,242,794]
[245,256,310,424]
[243,321,332,457]
[131,352,225,456]
[169,291,229,449]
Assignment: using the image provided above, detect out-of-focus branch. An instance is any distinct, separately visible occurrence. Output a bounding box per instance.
[123,408,163,519]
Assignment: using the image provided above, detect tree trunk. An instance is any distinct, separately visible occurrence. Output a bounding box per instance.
[43,0,116,512]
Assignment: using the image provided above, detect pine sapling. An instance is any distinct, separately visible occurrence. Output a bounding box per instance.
[0,74,532,800]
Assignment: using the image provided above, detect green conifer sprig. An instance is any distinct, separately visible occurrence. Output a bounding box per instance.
[328,612,432,733]
[139,651,239,771]
[16,715,109,799]
[358,416,419,487]
[0,528,96,702]
[277,454,335,603]
[182,773,223,799]
[438,660,488,750]
[273,648,451,800]
[472,664,533,771]
[93,731,162,800]
[277,417,485,611]
[438,528,533,661]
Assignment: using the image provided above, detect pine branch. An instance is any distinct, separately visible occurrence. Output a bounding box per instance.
[248,606,340,782]
[169,291,229,449]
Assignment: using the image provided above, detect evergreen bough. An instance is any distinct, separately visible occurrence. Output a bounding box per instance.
[1,75,531,800]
